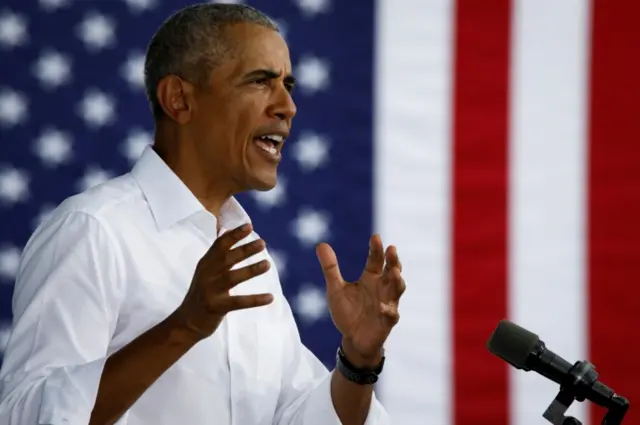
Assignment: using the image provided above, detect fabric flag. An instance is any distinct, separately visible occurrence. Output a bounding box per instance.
[0,1,639,425]
[377,1,640,425]
[0,0,368,370]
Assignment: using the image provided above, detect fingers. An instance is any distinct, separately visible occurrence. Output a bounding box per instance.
[386,265,406,300]
[384,245,402,273]
[184,224,273,333]
[217,259,271,291]
[383,244,405,301]
[316,242,344,294]
[224,239,266,269]
[363,234,385,276]
[380,301,400,326]
[209,223,254,254]
[207,259,273,314]
[219,293,275,313]
[198,223,267,275]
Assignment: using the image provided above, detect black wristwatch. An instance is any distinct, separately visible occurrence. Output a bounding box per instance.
[335,345,385,385]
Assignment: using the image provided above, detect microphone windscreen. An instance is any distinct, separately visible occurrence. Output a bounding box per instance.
[486,319,539,369]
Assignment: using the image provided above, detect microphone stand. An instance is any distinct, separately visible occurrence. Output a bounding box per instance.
[542,360,629,425]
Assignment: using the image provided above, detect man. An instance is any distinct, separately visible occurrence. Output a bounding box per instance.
[0,4,405,425]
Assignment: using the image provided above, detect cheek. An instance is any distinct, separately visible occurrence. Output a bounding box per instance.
[216,94,264,165]
[236,103,262,154]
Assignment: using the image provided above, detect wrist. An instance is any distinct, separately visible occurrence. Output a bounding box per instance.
[340,338,384,369]
[165,309,207,346]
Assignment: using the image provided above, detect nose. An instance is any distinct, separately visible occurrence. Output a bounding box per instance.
[269,88,297,122]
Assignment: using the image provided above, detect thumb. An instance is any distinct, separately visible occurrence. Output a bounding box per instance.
[316,242,344,294]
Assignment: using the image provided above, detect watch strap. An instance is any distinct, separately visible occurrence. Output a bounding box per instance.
[335,345,385,385]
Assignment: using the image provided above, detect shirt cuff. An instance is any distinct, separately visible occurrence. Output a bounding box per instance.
[38,357,129,425]
[299,372,390,425]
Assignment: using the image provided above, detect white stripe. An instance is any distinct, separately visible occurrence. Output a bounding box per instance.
[509,1,591,424]
[374,1,454,424]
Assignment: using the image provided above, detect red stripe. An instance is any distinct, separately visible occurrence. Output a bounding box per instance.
[451,1,512,424]
[588,0,640,424]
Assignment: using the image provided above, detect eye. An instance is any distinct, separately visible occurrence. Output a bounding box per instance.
[285,82,295,93]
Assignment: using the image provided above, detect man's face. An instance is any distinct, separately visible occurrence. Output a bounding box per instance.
[188,23,297,192]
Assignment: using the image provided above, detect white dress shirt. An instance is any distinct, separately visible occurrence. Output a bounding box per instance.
[0,146,389,425]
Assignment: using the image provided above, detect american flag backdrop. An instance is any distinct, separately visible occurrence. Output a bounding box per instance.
[1,0,639,425]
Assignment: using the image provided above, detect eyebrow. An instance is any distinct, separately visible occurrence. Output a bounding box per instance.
[244,69,296,86]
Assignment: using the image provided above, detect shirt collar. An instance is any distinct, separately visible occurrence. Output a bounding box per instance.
[131,145,251,233]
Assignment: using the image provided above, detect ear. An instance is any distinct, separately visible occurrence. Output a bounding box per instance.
[156,75,194,124]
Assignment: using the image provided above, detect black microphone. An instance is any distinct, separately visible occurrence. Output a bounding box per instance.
[486,320,627,416]
[486,319,574,385]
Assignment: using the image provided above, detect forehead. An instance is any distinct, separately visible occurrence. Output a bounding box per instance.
[221,23,292,76]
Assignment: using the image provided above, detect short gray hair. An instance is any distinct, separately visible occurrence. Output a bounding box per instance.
[143,3,279,119]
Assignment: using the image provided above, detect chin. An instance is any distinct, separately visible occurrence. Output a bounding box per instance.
[247,173,278,192]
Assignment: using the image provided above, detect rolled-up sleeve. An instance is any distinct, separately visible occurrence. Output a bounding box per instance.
[271,287,390,425]
[0,209,127,425]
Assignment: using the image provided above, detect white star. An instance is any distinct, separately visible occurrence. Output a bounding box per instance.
[33,204,56,230]
[32,49,72,90]
[269,249,287,279]
[292,132,329,171]
[34,127,73,167]
[78,167,113,192]
[0,167,29,204]
[0,10,28,49]
[76,13,116,52]
[295,0,332,17]
[251,177,286,209]
[123,0,157,13]
[291,209,330,247]
[77,89,115,128]
[39,0,71,12]
[293,284,327,323]
[0,245,21,281]
[296,56,330,94]
[121,127,152,163]
[120,51,145,89]
[0,88,28,127]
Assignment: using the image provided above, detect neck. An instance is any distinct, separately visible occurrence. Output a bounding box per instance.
[152,140,232,219]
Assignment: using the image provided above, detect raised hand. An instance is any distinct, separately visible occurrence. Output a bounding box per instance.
[174,223,274,340]
[316,234,405,362]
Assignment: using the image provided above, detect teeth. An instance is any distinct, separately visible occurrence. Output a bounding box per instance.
[259,134,284,143]
[255,139,278,155]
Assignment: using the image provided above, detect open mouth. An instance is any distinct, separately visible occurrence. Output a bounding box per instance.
[254,134,284,158]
